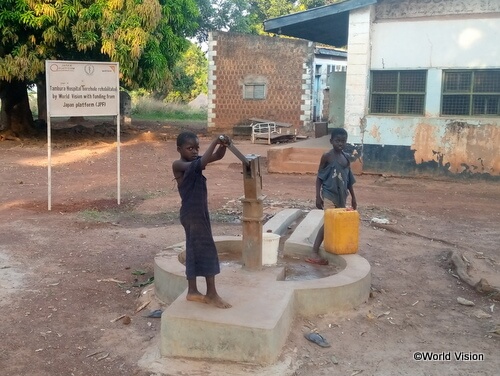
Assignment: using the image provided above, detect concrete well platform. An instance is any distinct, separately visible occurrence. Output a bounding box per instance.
[154,209,371,365]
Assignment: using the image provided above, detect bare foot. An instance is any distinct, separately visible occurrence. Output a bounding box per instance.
[205,294,232,309]
[186,292,207,304]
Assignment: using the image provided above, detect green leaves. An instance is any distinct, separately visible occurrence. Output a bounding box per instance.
[1,0,199,90]
[192,0,334,43]
[166,42,207,102]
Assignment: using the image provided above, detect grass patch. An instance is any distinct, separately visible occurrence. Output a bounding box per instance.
[132,97,206,122]
[78,208,239,226]
[77,207,180,227]
[78,209,117,223]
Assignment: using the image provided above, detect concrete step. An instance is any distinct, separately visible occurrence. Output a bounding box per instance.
[265,136,331,174]
[262,208,303,235]
[267,147,326,173]
[287,151,323,164]
[268,162,317,174]
[284,209,323,257]
[161,264,294,364]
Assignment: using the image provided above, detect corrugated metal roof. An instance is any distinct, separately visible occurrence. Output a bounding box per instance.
[264,0,377,47]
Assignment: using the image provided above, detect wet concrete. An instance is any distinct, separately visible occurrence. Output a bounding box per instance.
[283,256,343,281]
[219,252,342,281]
[208,219,345,283]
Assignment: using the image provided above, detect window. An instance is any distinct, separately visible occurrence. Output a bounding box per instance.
[370,70,427,115]
[326,65,347,73]
[442,69,500,116]
[244,84,266,99]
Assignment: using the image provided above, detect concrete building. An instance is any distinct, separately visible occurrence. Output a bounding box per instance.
[313,48,347,123]
[265,0,500,177]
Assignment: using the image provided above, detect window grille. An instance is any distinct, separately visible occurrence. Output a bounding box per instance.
[244,84,266,100]
[442,70,500,116]
[370,70,427,115]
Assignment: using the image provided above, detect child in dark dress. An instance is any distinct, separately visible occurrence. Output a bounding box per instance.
[305,127,357,265]
[172,131,231,308]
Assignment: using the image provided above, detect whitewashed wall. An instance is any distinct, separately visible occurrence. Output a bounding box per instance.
[371,17,500,70]
[344,6,374,143]
[364,15,500,146]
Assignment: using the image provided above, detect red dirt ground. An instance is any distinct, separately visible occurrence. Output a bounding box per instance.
[0,121,498,375]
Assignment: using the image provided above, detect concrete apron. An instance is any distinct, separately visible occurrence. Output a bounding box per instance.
[154,209,371,365]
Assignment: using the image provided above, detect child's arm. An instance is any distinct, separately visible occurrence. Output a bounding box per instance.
[348,186,357,210]
[347,164,357,210]
[200,136,226,169]
[207,135,229,163]
[315,153,328,209]
[315,176,323,209]
[172,159,190,181]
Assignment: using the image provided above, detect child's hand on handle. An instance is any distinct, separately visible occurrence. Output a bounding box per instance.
[218,134,231,146]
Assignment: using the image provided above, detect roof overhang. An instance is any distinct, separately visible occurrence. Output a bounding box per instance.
[263,0,377,47]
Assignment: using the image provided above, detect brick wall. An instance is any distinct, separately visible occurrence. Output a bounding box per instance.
[208,31,313,133]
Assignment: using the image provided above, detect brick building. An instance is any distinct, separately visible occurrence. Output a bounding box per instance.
[207,31,314,134]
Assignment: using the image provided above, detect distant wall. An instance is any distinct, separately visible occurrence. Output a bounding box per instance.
[207,31,313,133]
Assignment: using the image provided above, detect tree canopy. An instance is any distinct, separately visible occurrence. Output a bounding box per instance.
[0,0,199,90]
[0,0,199,134]
[193,0,335,42]
[194,0,256,42]
[167,42,208,102]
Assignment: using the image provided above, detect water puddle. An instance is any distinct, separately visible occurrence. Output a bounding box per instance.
[218,252,343,281]
[282,256,343,281]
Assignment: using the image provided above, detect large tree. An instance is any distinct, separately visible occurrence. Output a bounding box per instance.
[167,42,208,102]
[245,0,337,34]
[194,0,256,43]
[0,0,198,136]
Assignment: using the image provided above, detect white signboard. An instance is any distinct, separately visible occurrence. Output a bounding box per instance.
[45,60,121,210]
[46,60,119,117]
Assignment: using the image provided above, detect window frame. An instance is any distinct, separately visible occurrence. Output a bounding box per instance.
[243,83,266,100]
[441,69,500,116]
[369,70,427,115]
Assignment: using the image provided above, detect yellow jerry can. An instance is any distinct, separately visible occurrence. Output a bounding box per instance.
[324,208,360,255]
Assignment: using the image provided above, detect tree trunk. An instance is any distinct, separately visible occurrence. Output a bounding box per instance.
[36,78,47,123]
[0,80,35,136]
